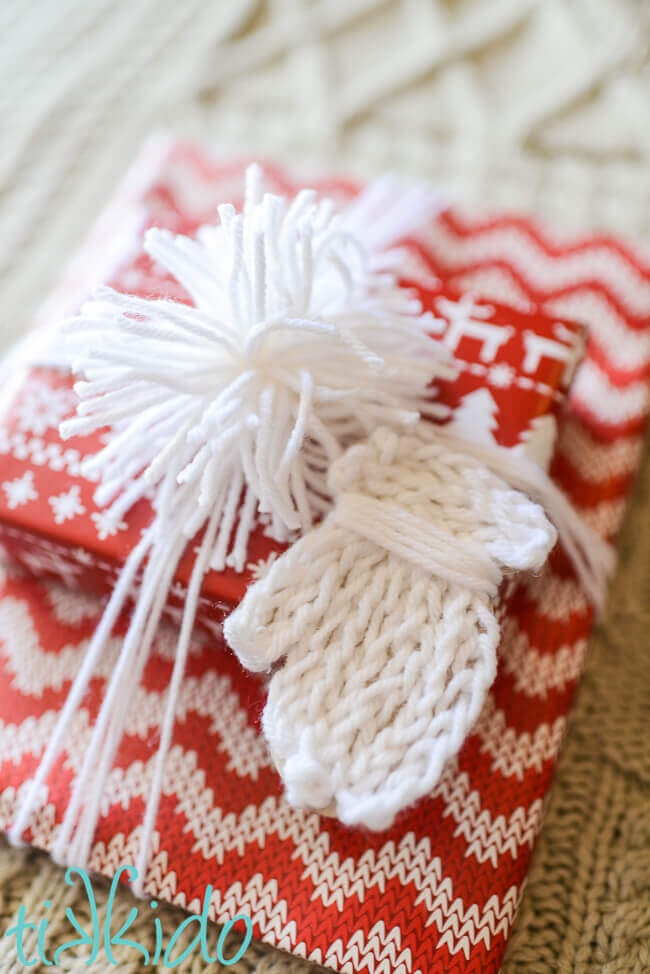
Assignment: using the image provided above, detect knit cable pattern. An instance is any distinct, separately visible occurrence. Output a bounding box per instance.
[3,1,650,969]
[225,425,556,829]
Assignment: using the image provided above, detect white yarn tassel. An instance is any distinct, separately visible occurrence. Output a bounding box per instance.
[9,167,450,885]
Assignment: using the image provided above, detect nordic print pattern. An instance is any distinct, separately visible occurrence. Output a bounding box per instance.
[0,144,647,974]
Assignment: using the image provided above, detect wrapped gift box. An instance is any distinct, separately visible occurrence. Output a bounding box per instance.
[0,141,648,974]
[0,140,584,630]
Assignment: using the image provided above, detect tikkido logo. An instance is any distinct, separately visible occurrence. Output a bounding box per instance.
[4,866,253,968]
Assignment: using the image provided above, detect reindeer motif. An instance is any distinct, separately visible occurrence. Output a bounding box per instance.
[438,294,514,363]
[522,322,584,385]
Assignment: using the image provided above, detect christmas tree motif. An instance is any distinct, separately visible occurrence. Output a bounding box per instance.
[513,414,558,472]
[447,388,499,447]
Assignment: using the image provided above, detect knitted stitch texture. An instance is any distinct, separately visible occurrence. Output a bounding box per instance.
[225,425,556,827]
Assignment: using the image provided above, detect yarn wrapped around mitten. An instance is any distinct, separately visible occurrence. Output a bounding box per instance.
[224,425,557,830]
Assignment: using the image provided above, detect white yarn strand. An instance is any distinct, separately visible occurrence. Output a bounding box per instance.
[133,500,223,898]
[331,492,503,594]
[51,457,194,865]
[7,527,154,847]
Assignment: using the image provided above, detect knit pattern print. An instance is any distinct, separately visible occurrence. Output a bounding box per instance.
[0,147,647,974]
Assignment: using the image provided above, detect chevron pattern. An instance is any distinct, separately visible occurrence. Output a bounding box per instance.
[0,144,647,974]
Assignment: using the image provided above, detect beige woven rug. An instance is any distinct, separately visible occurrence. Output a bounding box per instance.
[0,1,648,970]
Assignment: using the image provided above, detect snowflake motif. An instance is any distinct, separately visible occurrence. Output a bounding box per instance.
[487,362,515,388]
[91,510,128,541]
[2,471,38,510]
[49,485,85,525]
[69,545,96,566]
[15,382,76,436]
[19,546,83,588]
[247,552,279,582]
[43,579,104,624]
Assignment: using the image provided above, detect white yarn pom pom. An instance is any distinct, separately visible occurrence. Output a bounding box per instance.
[60,164,452,571]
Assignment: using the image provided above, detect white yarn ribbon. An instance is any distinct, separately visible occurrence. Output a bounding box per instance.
[332,492,503,593]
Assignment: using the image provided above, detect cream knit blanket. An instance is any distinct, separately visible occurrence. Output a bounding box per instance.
[0,1,648,970]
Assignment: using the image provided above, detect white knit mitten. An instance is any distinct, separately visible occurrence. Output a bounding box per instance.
[225,425,557,830]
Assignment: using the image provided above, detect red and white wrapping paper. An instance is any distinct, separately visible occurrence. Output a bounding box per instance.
[0,140,583,627]
[0,141,648,974]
